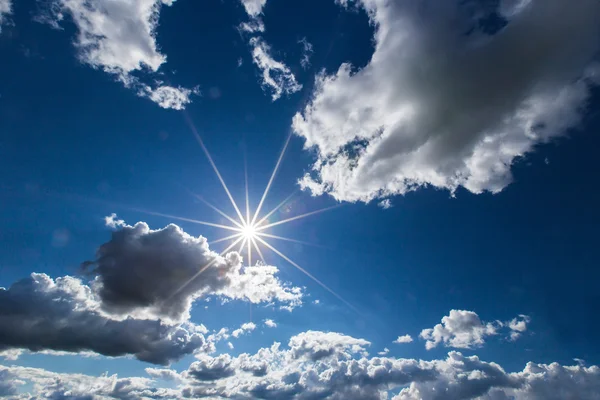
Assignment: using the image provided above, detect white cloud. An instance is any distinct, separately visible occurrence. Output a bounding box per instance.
[0,0,11,32]
[294,0,600,202]
[378,347,390,356]
[394,334,414,344]
[249,37,303,100]
[232,322,257,338]
[43,0,197,109]
[299,37,314,69]
[2,330,599,399]
[420,310,529,350]
[240,0,267,17]
[378,199,393,209]
[264,319,277,328]
[88,215,302,323]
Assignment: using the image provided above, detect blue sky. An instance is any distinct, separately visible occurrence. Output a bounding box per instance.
[1,0,600,398]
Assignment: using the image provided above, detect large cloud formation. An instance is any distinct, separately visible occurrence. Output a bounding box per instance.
[294,0,600,202]
[0,216,301,365]
[89,215,302,323]
[42,0,197,109]
[2,330,598,399]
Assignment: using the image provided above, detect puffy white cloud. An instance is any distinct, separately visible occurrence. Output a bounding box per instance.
[394,334,414,344]
[378,347,390,356]
[294,0,600,202]
[2,330,599,399]
[86,215,302,323]
[264,318,277,328]
[240,0,267,17]
[43,0,197,109]
[232,322,257,338]
[0,273,207,365]
[420,310,529,350]
[299,37,314,69]
[249,37,303,100]
[0,0,11,32]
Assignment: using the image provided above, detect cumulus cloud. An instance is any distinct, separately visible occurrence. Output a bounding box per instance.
[378,347,390,356]
[86,215,302,323]
[2,330,599,399]
[232,322,257,338]
[249,37,303,100]
[420,310,530,350]
[0,0,11,32]
[42,0,197,109]
[294,0,600,202]
[240,0,267,17]
[394,334,414,344]
[264,319,277,328]
[0,273,207,365]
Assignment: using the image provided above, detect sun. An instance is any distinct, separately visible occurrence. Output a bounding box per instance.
[241,223,257,240]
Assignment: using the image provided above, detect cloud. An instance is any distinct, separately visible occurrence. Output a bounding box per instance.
[2,330,599,399]
[294,0,600,202]
[232,322,257,338]
[378,199,393,209]
[0,273,207,365]
[0,0,11,32]
[394,334,414,344]
[86,215,302,323]
[264,319,277,328]
[420,310,529,350]
[378,347,390,356]
[42,0,197,109]
[299,37,314,69]
[249,37,303,100]
[240,0,267,17]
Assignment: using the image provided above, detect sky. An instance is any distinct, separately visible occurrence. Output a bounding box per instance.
[1,0,600,398]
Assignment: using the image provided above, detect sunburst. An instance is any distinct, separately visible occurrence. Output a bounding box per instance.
[161,114,357,312]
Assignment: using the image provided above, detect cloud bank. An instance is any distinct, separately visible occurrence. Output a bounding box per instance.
[294,0,600,202]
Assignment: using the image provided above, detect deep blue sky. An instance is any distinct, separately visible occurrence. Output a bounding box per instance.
[1,0,600,397]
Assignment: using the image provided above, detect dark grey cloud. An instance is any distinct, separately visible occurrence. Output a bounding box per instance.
[0,273,206,365]
[295,0,600,202]
[87,216,301,323]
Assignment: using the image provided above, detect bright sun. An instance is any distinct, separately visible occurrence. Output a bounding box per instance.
[241,224,257,240]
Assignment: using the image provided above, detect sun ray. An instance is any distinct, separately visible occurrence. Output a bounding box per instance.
[185,113,246,225]
[188,192,244,230]
[256,232,329,249]
[254,236,359,314]
[170,235,245,300]
[257,204,342,232]
[251,237,266,264]
[209,232,243,245]
[238,237,248,253]
[247,238,252,267]
[128,207,241,232]
[254,190,298,228]
[244,145,251,226]
[250,133,292,226]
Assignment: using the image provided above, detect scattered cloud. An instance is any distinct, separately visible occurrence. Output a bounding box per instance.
[264,319,277,328]
[299,37,314,69]
[1,330,598,399]
[420,310,529,350]
[232,322,257,338]
[249,37,303,100]
[86,215,302,323]
[394,334,414,344]
[378,199,393,209]
[0,273,207,365]
[378,347,390,356]
[41,0,197,109]
[240,0,267,17]
[0,0,11,32]
[294,0,600,202]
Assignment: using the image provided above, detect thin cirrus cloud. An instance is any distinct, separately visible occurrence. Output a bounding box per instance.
[0,0,11,32]
[238,0,302,100]
[2,330,599,399]
[40,0,198,110]
[294,0,600,203]
[420,309,530,350]
[0,216,302,365]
